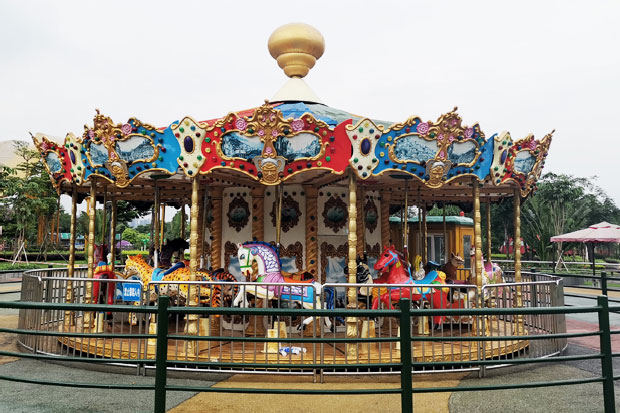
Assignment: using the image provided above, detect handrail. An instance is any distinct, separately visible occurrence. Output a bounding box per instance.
[0,296,617,412]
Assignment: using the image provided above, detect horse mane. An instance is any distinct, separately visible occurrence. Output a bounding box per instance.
[241,241,280,260]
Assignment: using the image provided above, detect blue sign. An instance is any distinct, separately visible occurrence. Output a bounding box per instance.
[122,283,141,302]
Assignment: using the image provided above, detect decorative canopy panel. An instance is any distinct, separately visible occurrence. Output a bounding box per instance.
[33,102,553,199]
[32,23,553,201]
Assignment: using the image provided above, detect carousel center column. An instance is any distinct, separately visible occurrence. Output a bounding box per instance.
[210,187,224,269]
[472,179,487,336]
[185,177,201,357]
[246,186,266,337]
[84,179,97,329]
[303,186,318,279]
[346,171,359,360]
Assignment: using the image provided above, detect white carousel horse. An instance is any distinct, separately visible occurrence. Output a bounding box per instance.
[232,241,332,331]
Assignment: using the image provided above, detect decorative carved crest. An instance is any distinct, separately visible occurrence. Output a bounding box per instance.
[270,195,302,232]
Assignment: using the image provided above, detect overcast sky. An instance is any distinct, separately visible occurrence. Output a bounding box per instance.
[1,0,619,208]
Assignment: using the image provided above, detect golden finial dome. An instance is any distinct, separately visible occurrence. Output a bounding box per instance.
[268,23,325,78]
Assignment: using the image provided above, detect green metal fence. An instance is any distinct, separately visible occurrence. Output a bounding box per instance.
[0,297,618,413]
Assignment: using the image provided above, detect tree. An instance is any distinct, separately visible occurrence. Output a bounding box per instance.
[164,209,188,241]
[520,173,620,262]
[0,142,59,259]
[122,227,148,249]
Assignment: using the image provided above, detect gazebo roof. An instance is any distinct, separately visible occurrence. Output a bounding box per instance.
[32,23,553,206]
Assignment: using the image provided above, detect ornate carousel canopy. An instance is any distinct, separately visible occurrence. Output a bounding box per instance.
[32,23,553,204]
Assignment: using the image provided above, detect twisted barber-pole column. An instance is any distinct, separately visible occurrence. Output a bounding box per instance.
[380,191,391,249]
[513,188,525,335]
[84,180,97,329]
[356,186,365,257]
[473,179,488,337]
[303,186,318,279]
[346,171,359,360]
[185,177,200,357]
[210,187,224,269]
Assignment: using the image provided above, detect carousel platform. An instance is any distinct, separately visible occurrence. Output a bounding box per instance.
[58,317,529,368]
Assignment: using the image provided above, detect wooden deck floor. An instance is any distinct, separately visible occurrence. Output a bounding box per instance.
[59,315,529,367]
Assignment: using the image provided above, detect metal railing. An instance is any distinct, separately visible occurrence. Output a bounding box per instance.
[0,297,617,412]
[14,267,567,375]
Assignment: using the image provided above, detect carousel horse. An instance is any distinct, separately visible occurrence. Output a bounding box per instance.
[371,246,450,325]
[233,241,332,331]
[440,253,465,282]
[92,244,118,315]
[465,247,505,301]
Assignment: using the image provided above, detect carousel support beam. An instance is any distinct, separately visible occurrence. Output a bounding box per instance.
[109,199,117,265]
[64,186,78,330]
[417,188,422,258]
[185,177,201,357]
[84,179,97,329]
[101,188,107,247]
[403,180,409,262]
[303,186,318,279]
[486,199,492,263]
[380,190,391,249]
[199,186,208,268]
[160,203,166,249]
[443,203,448,262]
[346,170,359,360]
[211,187,224,269]
[473,179,487,337]
[356,185,365,257]
[153,186,160,268]
[422,205,428,263]
[513,188,525,335]
[54,195,61,246]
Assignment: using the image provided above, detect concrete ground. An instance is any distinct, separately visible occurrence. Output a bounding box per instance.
[1,284,620,412]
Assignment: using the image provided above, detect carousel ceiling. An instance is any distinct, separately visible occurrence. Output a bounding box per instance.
[32,23,553,202]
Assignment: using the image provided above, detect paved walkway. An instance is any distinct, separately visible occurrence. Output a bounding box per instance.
[1,286,619,412]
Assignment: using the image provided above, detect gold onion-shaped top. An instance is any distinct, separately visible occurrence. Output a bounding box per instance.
[268,23,325,78]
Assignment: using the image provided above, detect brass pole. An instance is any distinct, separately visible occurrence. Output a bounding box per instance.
[403,180,409,262]
[486,199,492,263]
[85,179,97,328]
[346,170,358,359]
[160,203,165,248]
[422,205,428,263]
[443,203,448,262]
[109,199,117,265]
[101,188,107,246]
[356,185,365,257]
[473,180,483,292]
[417,188,422,257]
[200,186,208,267]
[64,186,77,329]
[185,177,200,356]
[153,186,160,267]
[55,195,61,246]
[513,187,524,334]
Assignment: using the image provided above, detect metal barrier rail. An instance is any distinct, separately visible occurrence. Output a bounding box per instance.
[0,298,617,412]
[17,268,566,376]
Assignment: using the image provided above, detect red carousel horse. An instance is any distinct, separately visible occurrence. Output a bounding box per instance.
[371,245,450,325]
[91,244,118,314]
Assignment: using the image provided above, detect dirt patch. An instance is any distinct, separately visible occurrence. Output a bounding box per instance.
[0,315,19,365]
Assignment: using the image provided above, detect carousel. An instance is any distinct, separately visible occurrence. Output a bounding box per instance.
[21,23,564,375]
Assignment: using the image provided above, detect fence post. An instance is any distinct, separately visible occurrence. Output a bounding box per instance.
[154,296,169,413]
[399,298,413,412]
[601,272,608,297]
[597,296,615,413]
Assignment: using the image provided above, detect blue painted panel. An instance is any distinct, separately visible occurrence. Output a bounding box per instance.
[514,151,536,174]
[221,132,263,159]
[45,152,62,173]
[276,133,320,161]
